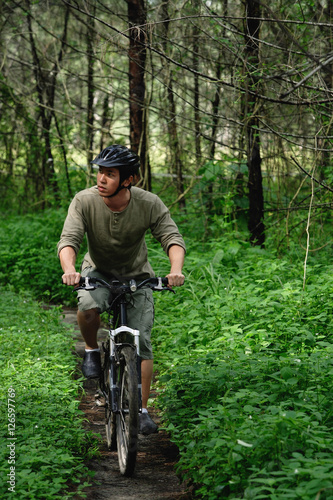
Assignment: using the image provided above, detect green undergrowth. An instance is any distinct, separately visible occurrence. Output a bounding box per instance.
[0,289,98,499]
[153,236,333,500]
[0,209,86,306]
[2,208,333,499]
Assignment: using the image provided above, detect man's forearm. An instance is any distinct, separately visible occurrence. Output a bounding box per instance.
[168,244,185,273]
[167,245,185,286]
[59,246,77,273]
[59,246,81,285]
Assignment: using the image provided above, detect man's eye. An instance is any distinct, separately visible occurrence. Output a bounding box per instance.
[99,169,113,177]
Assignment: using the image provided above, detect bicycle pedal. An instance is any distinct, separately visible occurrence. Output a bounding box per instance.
[94,390,106,407]
[95,398,106,407]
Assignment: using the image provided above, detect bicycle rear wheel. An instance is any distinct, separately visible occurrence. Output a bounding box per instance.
[103,344,117,451]
[116,345,139,476]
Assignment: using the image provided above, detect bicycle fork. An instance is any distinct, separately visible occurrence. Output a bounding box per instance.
[108,326,142,414]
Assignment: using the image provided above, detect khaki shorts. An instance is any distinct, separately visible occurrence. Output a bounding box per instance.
[77,267,155,360]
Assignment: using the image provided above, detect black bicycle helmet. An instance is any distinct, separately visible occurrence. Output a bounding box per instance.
[91,145,140,183]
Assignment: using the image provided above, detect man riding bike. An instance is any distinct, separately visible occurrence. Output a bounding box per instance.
[58,145,185,434]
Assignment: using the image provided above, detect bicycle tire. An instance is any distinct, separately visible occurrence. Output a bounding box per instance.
[104,344,117,451]
[116,345,139,476]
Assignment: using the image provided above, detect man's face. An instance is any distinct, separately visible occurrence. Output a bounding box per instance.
[97,166,120,197]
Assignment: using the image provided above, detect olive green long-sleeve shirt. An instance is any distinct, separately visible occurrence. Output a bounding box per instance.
[57,186,186,279]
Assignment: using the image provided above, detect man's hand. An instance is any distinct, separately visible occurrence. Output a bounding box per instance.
[62,271,81,286]
[166,272,185,287]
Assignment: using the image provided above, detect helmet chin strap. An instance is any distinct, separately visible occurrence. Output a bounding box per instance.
[106,183,131,198]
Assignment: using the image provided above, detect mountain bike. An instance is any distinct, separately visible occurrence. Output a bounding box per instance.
[74,276,174,477]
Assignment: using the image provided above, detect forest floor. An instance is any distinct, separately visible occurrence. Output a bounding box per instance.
[62,308,191,500]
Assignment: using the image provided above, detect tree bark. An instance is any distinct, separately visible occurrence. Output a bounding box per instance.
[244,0,265,246]
[161,0,185,208]
[99,94,110,151]
[127,0,150,190]
[86,2,96,180]
[192,6,201,164]
[25,0,70,205]
[318,0,333,180]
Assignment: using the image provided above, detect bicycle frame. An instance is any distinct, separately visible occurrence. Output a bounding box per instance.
[71,275,173,476]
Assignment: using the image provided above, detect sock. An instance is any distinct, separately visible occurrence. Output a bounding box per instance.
[142,408,148,414]
[85,348,100,352]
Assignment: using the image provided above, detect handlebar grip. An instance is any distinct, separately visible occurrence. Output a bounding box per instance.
[79,276,99,284]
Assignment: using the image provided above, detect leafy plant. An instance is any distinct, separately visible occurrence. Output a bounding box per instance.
[153,232,333,499]
[0,290,98,499]
[2,200,333,499]
[0,210,87,305]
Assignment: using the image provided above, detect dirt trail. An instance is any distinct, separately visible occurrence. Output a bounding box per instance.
[62,308,191,500]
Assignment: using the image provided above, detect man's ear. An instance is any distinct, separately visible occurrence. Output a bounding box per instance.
[123,175,133,187]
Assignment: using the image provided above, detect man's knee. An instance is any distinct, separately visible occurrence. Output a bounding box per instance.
[77,308,100,325]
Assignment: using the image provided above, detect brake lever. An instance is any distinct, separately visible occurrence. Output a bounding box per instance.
[73,277,97,291]
[151,277,176,293]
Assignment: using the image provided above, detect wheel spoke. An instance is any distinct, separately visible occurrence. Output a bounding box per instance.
[104,343,117,450]
[116,346,138,476]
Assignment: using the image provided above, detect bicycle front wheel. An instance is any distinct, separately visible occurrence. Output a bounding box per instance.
[104,345,117,451]
[116,345,139,476]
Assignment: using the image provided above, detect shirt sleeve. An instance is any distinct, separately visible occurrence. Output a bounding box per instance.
[57,196,86,256]
[149,197,186,254]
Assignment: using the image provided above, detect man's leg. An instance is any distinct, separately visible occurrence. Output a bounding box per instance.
[125,288,154,410]
[77,308,101,378]
[141,359,153,410]
[139,358,157,434]
[77,308,100,349]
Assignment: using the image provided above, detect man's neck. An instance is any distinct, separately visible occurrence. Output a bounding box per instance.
[102,189,131,212]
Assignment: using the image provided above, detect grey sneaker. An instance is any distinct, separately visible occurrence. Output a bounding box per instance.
[139,412,158,435]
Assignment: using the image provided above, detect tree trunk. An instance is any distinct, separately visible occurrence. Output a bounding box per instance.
[192,10,201,164]
[127,0,150,190]
[207,0,228,214]
[244,0,265,246]
[53,112,72,198]
[100,94,110,151]
[318,0,333,180]
[160,0,185,208]
[26,0,70,205]
[86,3,96,181]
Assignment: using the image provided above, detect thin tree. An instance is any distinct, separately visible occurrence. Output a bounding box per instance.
[243,0,265,246]
[160,0,185,208]
[127,0,150,189]
[192,0,201,164]
[86,1,96,180]
[25,0,70,204]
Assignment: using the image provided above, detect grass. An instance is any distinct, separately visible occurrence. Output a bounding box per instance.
[152,234,333,500]
[0,209,86,306]
[1,201,333,499]
[0,289,98,499]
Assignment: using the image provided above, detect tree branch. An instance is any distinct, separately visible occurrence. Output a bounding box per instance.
[290,156,333,193]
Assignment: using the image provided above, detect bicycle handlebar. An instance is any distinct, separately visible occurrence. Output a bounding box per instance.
[72,276,174,294]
